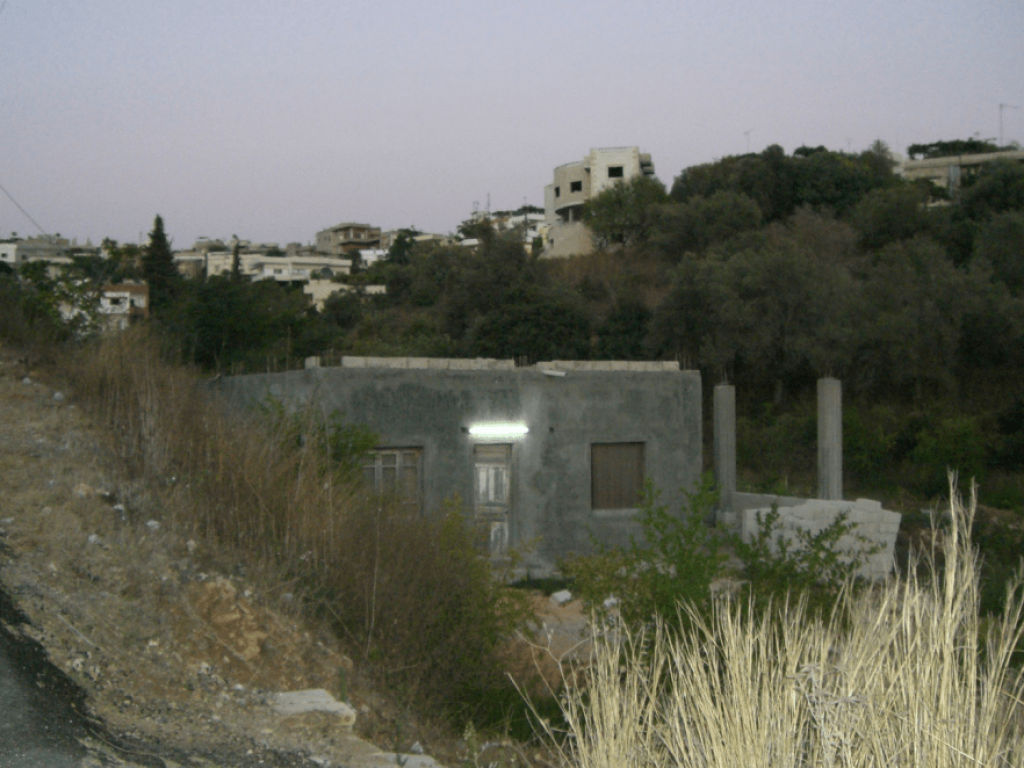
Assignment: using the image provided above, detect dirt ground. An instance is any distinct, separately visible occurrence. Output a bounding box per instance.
[0,343,589,768]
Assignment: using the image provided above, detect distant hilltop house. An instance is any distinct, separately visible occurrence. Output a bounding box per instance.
[0,235,72,268]
[315,223,382,256]
[543,147,656,258]
[900,148,1024,199]
[174,245,353,284]
[98,283,149,330]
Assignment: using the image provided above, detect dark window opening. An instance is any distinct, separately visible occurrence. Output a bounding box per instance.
[608,166,624,178]
[591,442,644,510]
[554,186,560,197]
[570,181,583,193]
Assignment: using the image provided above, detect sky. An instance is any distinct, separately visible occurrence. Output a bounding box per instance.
[1,0,1022,249]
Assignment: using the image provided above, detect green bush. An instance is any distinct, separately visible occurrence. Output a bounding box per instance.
[564,473,873,632]
[562,475,727,633]
[732,505,877,617]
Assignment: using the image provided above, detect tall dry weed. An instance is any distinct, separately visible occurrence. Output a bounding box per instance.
[68,328,530,721]
[546,477,1024,768]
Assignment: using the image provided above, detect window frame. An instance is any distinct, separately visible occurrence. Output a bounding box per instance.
[363,447,423,512]
[590,442,645,514]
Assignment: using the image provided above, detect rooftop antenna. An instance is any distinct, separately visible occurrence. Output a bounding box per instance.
[1000,103,1020,145]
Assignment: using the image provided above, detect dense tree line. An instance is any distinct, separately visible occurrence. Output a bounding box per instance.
[2,140,1022,505]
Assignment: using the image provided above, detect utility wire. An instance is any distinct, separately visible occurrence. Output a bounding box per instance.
[0,179,47,235]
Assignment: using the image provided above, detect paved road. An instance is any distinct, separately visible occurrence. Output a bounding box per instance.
[0,588,94,768]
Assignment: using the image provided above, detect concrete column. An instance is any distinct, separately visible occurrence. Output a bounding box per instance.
[817,378,842,501]
[714,384,736,513]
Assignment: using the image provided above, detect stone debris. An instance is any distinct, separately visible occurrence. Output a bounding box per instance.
[362,753,443,768]
[271,689,357,727]
[74,483,96,499]
[550,589,573,605]
[146,520,161,531]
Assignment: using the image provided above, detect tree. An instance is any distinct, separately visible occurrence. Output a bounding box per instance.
[387,228,419,266]
[595,298,652,360]
[851,236,970,399]
[907,138,1003,160]
[465,288,591,362]
[230,241,242,283]
[142,215,181,314]
[649,191,763,260]
[582,174,668,248]
[974,210,1024,295]
[851,183,931,250]
[960,160,1024,219]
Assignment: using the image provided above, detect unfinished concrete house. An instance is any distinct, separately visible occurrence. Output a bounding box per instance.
[215,357,702,575]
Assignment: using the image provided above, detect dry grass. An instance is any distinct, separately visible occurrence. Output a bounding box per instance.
[65,327,531,722]
[543,477,1024,768]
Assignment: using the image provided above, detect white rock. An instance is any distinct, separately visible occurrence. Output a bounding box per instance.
[365,754,442,768]
[145,520,160,531]
[271,689,357,727]
[22,376,32,385]
[550,589,573,605]
[87,534,102,545]
[53,391,64,403]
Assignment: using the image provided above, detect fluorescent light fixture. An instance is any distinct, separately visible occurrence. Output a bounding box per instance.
[468,422,529,438]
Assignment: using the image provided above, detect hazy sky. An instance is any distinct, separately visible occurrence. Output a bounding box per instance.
[1,0,1021,249]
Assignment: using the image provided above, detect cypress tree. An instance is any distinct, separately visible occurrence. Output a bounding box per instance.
[142,214,180,314]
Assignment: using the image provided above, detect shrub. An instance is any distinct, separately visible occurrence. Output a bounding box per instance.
[564,473,873,632]
[562,474,727,633]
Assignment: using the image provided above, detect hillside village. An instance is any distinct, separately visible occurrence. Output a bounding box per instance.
[4,143,1021,328]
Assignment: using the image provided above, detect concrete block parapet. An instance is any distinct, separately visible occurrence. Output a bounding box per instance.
[740,498,901,580]
[340,356,516,370]
[537,360,681,373]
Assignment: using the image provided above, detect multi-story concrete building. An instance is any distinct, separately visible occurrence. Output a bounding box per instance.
[315,223,382,256]
[901,149,1024,199]
[173,250,352,283]
[98,283,149,330]
[0,235,70,268]
[543,147,656,258]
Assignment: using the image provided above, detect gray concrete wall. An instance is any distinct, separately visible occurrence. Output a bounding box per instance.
[214,358,702,575]
[739,498,901,581]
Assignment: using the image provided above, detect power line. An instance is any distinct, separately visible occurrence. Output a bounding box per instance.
[0,179,47,235]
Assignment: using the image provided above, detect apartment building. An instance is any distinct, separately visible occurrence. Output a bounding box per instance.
[543,147,656,258]
[315,223,382,256]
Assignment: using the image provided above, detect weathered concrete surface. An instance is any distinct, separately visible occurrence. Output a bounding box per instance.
[215,359,703,574]
[740,498,901,580]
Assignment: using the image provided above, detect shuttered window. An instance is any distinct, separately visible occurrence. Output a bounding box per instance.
[591,443,644,510]
[363,448,422,511]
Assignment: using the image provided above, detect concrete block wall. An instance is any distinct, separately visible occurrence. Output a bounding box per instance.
[215,359,702,575]
[740,498,901,580]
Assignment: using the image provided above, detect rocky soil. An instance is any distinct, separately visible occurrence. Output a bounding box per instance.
[0,344,445,767]
[0,343,590,768]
